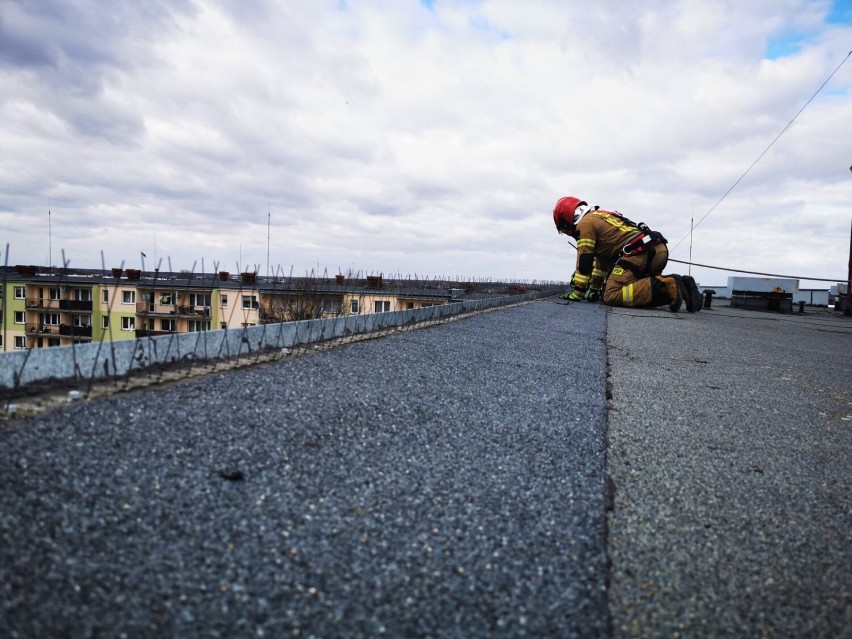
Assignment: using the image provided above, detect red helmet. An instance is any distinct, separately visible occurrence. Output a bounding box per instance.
[553,196,588,234]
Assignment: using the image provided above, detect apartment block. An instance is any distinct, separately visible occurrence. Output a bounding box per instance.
[2,268,492,352]
[1,274,119,350]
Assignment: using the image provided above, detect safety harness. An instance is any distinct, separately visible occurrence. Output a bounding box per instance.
[614,222,668,278]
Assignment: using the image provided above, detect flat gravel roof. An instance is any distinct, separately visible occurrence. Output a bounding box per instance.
[4,298,847,638]
[0,300,610,638]
[607,303,851,638]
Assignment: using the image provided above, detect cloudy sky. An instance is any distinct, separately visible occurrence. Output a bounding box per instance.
[1,0,851,285]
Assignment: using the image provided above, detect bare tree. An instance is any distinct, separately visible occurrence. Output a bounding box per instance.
[260,278,343,323]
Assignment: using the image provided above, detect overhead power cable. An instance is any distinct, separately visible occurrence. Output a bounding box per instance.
[667,258,842,282]
[670,49,852,252]
[564,237,842,282]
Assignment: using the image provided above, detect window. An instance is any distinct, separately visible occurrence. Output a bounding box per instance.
[102,289,109,304]
[322,301,341,315]
[72,316,91,328]
[190,293,211,307]
[350,300,360,314]
[102,316,110,329]
[188,320,211,332]
[242,295,258,309]
[14,286,25,299]
[41,313,60,326]
[14,336,26,349]
[374,301,390,313]
[48,288,60,300]
[122,290,135,304]
[121,316,135,331]
[47,338,60,347]
[406,302,415,310]
[159,292,176,305]
[74,289,92,302]
[14,311,24,324]
[161,319,176,332]
[220,294,228,308]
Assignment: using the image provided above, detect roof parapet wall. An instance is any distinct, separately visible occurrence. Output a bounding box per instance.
[0,291,550,395]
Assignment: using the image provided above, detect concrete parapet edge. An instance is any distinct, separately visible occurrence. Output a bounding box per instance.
[0,292,549,391]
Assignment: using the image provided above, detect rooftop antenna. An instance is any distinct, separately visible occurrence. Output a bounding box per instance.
[688,215,694,277]
[846,164,852,317]
[846,215,851,317]
[48,203,52,273]
[267,205,271,280]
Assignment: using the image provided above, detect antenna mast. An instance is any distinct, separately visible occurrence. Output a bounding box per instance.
[267,206,271,280]
[688,216,693,277]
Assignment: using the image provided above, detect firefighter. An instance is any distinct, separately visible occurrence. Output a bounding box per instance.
[552,195,703,312]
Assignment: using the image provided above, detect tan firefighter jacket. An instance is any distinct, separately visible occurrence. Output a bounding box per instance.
[571,209,645,292]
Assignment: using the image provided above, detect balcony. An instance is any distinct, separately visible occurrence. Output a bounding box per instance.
[136,303,211,318]
[59,300,93,312]
[135,329,177,338]
[180,306,212,318]
[25,298,60,310]
[59,325,93,338]
[26,324,60,335]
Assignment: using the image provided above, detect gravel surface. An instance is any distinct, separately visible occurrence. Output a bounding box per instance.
[0,300,610,639]
[606,304,852,638]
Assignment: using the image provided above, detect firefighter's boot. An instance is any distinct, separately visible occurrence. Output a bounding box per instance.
[680,275,703,313]
[651,275,682,312]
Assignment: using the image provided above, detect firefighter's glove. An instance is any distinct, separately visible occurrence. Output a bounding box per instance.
[586,288,601,303]
[567,292,585,301]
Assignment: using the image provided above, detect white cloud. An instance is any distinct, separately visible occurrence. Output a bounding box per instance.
[0,0,850,286]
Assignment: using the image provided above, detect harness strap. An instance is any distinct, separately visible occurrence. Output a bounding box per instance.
[616,244,657,278]
[616,223,667,260]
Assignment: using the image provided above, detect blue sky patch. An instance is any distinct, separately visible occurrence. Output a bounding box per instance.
[826,0,852,25]
[766,1,852,59]
[765,31,804,59]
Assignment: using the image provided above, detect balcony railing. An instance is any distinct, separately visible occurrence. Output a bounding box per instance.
[136,303,212,318]
[59,300,93,312]
[135,329,177,338]
[25,298,60,309]
[24,298,91,311]
[59,325,93,338]
[26,324,60,335]
[175,305,212,316]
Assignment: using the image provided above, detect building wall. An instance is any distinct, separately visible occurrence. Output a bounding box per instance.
[348,292,444,314]
[1,281,28,352]
[727,276,799,293]
[2,273,452,350]
[792,290,830,306]
[101,283,141,342]
[220,289,260,328]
